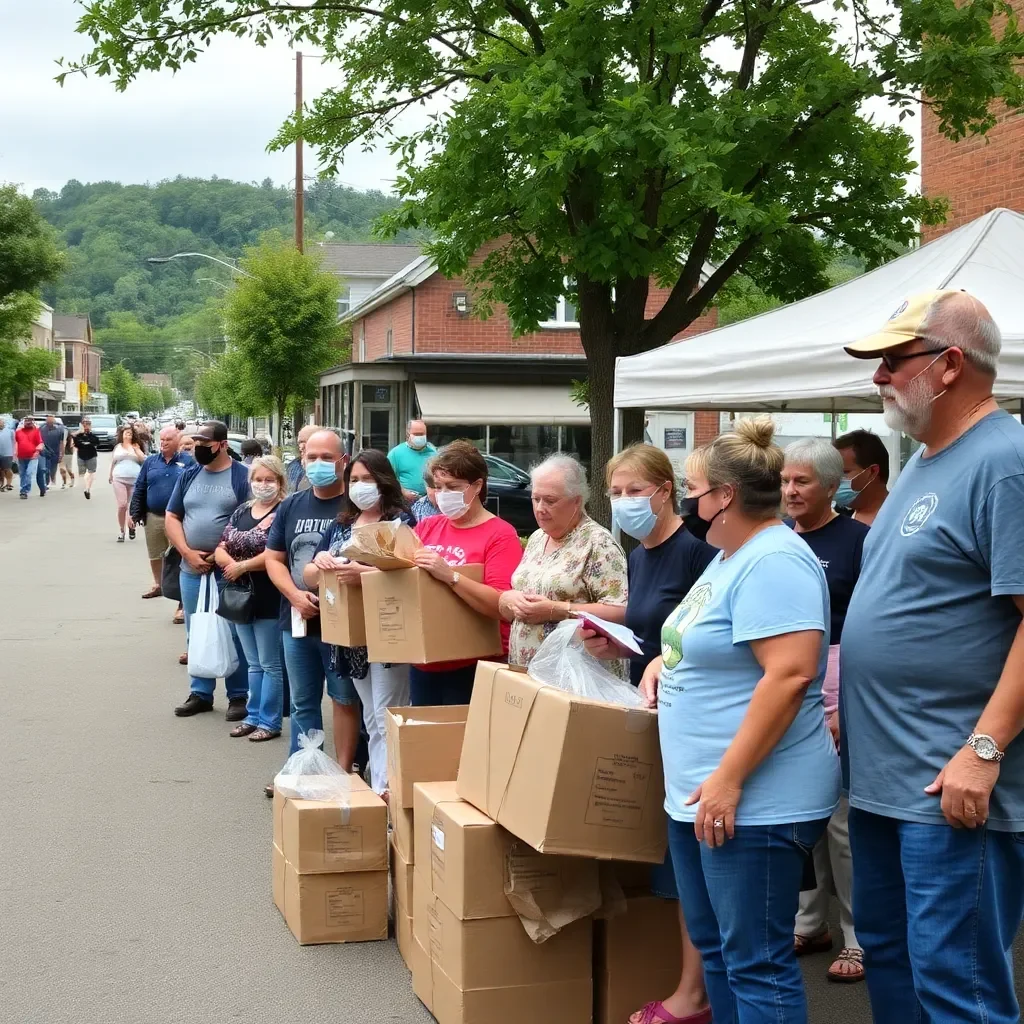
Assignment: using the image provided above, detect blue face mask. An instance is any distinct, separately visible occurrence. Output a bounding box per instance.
[611,496,659,540]
[834,466,868,508]
[305,459,338,488]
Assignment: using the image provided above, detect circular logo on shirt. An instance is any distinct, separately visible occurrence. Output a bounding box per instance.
[900,493,939,537]
[661,582,713,670]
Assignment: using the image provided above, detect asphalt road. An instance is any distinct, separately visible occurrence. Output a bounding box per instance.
[0,455,1019,1023]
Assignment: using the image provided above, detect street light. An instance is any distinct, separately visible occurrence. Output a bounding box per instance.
[146,252,253,278]
[195,277,232,292]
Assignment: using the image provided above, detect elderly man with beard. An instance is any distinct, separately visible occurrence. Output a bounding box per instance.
[840,291,1024,1024]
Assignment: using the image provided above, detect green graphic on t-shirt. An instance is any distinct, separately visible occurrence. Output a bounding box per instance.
[661,582,713,670]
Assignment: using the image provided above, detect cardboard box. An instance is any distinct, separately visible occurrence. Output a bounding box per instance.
[319,570,366,647]
[273,842,286,916]
[391,787,416,865]
[278,862,388,945]
[362,564,502,664]
[413,781,602,936]
[391,838,415,912]
[594,895,683,1024]
[395,906,415,967]
[457,663,667,863]
[411,935,433,1011]
[273,773,369,853]
[280,789,387,875]
[431,966,593,1024]
[387,705,468,807]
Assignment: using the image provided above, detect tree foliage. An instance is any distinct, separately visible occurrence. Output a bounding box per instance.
[99,362,169,413]
[66,0,1024,515]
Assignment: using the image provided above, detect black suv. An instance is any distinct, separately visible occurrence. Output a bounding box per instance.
[483,455,537,535]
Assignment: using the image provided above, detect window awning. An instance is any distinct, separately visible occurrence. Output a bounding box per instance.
[414,383,589,427]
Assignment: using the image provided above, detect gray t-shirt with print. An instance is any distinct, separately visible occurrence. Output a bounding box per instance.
[182,465,240,552]
[841,410,1024,831]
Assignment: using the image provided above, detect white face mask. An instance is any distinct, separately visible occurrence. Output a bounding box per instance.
[251,481,279,503]
[349,481,381,510]
[409,435,427,450]
[437,489,470,519]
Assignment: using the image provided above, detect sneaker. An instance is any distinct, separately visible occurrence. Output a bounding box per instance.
[19,493,27,500]
[84,490,91,500]
[116,534,125,543]
[174,693,214,717]
[225,698,248,722]
[128,527,136,540]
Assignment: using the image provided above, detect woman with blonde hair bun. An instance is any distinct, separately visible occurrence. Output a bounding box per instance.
[640,416,840,1024]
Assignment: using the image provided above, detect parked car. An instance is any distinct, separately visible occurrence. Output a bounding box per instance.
[482,455,536,534]
[82,414,120,451]
[226,433,248,462]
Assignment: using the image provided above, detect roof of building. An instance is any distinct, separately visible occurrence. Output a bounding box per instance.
[53,314,92,340]
[315,243,423,279]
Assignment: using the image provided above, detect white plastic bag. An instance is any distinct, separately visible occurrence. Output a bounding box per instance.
[527,619,643,707]
[274,729,353,805]
[187,574,240,679]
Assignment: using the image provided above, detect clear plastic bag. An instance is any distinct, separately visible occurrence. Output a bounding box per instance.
[527,619,643,707]
[273,729,353,805]
[341,519,422,569]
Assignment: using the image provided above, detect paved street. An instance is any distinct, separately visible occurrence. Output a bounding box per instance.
[0,454,1020,1024]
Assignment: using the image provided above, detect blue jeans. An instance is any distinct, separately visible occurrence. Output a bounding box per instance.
[280,631,357,755]
[849,808,1024,1024]
[19,457,39,495]
[409,664,476,706]
[234,617,284,732]
[669,816,826,1024]
[179,567,248,702]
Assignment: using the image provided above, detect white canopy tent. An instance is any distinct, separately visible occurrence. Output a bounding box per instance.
[614,207,1024,418]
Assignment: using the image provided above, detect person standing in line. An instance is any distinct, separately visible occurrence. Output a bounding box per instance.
[15,415,45,499]
[0,415,15,492]
[72,417,100,498]
[781,437,869,984]
[129,425,193,599]
[285,423,318,493]
[841,291,1024,1024]
[410,464,441,520]
[240,438,262,466]
[59,429,76,489]
[215,455,288,742]
[165,421,252,720]
[388,419,436,502]
[109,424,146,543]
[178,435,195,458]
[832,429,890,527]
[39,414,66,490]
[308,450,413,793]
[265,429,361,787]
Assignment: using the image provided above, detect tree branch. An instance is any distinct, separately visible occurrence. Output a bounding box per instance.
[502,0,546,54]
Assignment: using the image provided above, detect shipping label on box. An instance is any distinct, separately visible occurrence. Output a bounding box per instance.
[457,663,667,863]
[386,705,468,807]
[362,564,502,664]
[281,788,388,874]
[319,570,367,647]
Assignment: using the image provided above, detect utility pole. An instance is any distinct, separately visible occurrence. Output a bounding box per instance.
[295,50,304,254]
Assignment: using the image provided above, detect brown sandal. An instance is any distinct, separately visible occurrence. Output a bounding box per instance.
[178,652,188,665]
[827,947,865,983]
[141,584,162,599]
[248,728,281,742]
[794,929,833,956]
[230,723,257,737]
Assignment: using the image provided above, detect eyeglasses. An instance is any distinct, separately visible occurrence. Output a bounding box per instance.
[880,345,949,374]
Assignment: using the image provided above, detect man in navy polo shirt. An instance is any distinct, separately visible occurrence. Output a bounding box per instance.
[129,425,194,600]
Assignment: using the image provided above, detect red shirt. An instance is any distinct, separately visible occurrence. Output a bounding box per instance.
[15,426,43,460]
[414,512,523,671]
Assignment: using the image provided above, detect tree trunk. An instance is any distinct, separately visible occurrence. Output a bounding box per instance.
[276,394,287,449]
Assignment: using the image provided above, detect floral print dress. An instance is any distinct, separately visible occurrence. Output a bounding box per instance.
[508,515,629,676]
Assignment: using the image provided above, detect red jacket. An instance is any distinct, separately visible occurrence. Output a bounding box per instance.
[15,426,43,460]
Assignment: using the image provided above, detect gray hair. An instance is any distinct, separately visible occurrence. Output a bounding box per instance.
[920,291,1001,376]
[530,453,590,504]
[783,437,844,491]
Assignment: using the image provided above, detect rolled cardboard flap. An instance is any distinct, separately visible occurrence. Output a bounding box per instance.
[503,843,602,944]
[342,520,421,570]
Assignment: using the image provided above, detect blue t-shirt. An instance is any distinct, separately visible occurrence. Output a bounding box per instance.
[266,489,345,634]
[658,524,840,825]
[625,524,717,686]
[0,425,13,457]
[387,441,436,494]
[841,410,1024,831]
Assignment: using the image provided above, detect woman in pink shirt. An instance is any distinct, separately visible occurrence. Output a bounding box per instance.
[411,440,523,705]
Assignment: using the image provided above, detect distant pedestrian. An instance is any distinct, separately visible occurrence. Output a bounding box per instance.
[39,415,66,489]
[109,425,146,543]
[14,415,45,499]
[388,419,435,502]
[178,435,195,457]
[285,424,317,492]
[240,438,262,465]
[72,418,100,498]
[410,465,441,520]
[59,430,76,489]
[0,415,14,492]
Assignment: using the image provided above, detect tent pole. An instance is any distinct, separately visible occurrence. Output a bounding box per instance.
[611,406,623,543]
[1019,399,1023,426]
[830,399,838,441]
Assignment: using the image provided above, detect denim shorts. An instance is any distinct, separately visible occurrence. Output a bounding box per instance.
[327,668,358,705]
[650,844,679,900]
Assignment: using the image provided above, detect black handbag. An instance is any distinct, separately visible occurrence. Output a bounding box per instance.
[161,546,182,602]
[217,575,255,624]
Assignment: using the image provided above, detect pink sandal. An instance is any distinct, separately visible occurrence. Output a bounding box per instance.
[629,1002,712,1024]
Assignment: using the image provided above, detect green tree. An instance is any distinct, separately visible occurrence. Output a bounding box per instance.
[159,384,174,409]
[194,348,266,422]
[222,240,347,443]
[100,362,139,412]
[0,343,59,409]
[65,0,1024,518]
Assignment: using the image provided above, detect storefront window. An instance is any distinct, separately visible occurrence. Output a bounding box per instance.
[489,425,558,471]
[560,426,592,474]
[429,424,486,450]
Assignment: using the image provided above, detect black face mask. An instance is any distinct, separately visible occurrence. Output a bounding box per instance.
[193,443,218,466]
[680,488,719,542]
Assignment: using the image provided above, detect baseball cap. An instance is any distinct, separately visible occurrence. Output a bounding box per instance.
[845,291,958,358]
[191,420,229,442]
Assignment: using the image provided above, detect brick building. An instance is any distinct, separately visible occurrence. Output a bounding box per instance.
[319,246,717,472]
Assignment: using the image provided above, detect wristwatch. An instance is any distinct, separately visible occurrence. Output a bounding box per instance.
[449,572,461,588]
[967,733,1005,762]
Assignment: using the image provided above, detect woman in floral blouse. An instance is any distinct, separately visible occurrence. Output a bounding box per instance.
[499,454,628,673]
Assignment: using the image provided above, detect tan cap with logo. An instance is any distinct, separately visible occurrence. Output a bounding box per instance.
[845,291,959,358]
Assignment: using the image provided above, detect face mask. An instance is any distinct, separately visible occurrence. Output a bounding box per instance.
[349,481,380,510]
[251,481,279,503]
[409,435,427,450]
[611,496,659,541]
[437,489,471,519]
[834,467,868,508]
[194,444,218,466]
[305,460,338,488]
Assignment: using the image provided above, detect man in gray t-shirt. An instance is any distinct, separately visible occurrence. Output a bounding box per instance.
[841,291,1024,1024]
[181,465,238,551]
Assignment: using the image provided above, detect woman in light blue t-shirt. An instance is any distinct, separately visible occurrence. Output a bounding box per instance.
[641,416,840,1024]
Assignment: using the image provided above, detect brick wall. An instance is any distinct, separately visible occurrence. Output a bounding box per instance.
[921,0,1024,241]
[693,411,721,447]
